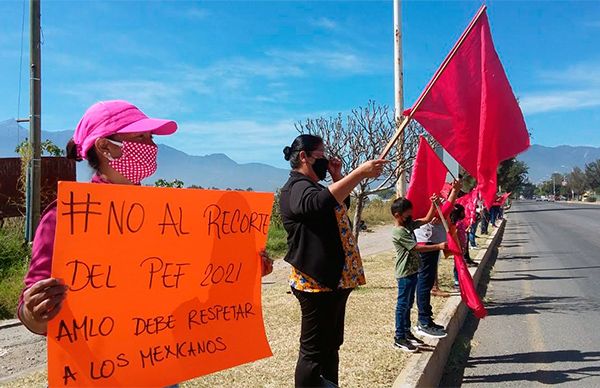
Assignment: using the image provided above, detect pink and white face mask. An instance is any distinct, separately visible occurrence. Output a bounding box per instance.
[107,140,158,185]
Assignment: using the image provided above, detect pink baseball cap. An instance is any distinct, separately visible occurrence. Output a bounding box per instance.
[73,100,177,159]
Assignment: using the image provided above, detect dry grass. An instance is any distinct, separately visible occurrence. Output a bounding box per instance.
[348,198,391,228]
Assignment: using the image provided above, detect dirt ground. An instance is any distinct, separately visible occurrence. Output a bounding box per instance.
[0,224,483,387]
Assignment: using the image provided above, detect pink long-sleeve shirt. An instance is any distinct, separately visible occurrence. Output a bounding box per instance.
[17,175,108,326]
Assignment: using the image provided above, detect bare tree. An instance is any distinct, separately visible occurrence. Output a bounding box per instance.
[295,100,426,241]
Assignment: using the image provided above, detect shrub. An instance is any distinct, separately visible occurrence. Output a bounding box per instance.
[0,218,30,318]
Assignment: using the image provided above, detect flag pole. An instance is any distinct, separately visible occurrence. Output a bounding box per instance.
[379,5,488,160]
[393,0,407,197]
[445,164,458,181]
[433,201,450,233]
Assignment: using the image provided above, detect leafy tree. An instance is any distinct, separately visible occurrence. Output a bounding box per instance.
[154,178,184,188]
[585,160,600,192]
[41,139,63,156]
[15,138,64,156]
[497,158,528,193]
[520,182,536,199]
[567,166,587,196]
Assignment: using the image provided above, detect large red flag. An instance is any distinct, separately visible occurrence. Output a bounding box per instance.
[406,136,448,219]
[406,7,529,208]
[447,230,487,319]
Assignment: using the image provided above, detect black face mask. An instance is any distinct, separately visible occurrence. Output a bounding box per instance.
[312,157,329,181]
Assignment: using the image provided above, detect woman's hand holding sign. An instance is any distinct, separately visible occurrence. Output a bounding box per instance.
[20,278,68,334]
[260,249,274,276]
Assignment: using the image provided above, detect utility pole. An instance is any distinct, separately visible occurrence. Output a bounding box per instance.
[26,0,42,241]
[393,0,406,197]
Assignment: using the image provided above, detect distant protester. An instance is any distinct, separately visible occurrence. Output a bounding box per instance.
[478,199,490,235]
[453,204,478,269]
[490,193,502,226]
[449,204,477,290]
[469,212,480,248]
[279,134,386,387]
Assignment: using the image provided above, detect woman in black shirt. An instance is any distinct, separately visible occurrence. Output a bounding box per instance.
[280,134,386,387]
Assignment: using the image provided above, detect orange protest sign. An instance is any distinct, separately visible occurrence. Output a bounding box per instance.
[47,182,274,387]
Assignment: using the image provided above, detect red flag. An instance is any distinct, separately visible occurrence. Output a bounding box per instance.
[407,7,529,209]
[447,231,487,319]
[441,199,454,219]
[457,189,478,226]
[406,137,448,219]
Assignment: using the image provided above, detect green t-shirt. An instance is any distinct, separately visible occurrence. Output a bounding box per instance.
[392,224,421,278]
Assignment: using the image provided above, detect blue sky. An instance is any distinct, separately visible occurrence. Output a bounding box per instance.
[1,0,599,168]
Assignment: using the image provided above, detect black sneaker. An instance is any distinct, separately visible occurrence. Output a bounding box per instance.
[415,323,447,339]
[394,338,418,353]
[406,332,425,346]
[429,321,445,330]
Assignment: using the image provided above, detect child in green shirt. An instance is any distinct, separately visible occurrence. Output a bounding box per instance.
[391,196,447,352]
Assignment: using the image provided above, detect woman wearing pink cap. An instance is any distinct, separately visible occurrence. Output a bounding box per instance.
[18,100,177,334]
[18,100,273,335]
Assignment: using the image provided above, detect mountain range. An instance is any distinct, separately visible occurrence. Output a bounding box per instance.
[516,144,600,182]
[0,119,289,191]
[2,119,599,187]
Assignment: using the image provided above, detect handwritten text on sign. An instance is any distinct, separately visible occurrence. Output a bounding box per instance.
[48,182,274,387]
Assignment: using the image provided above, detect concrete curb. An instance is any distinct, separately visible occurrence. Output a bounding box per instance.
[393,219,506,388]
[0,319,22,330]
[565,200,599,205]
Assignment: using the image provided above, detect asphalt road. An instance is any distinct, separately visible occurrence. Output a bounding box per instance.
[451,200,600,387]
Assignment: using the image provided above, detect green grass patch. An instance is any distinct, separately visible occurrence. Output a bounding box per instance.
[266,224,287,259]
